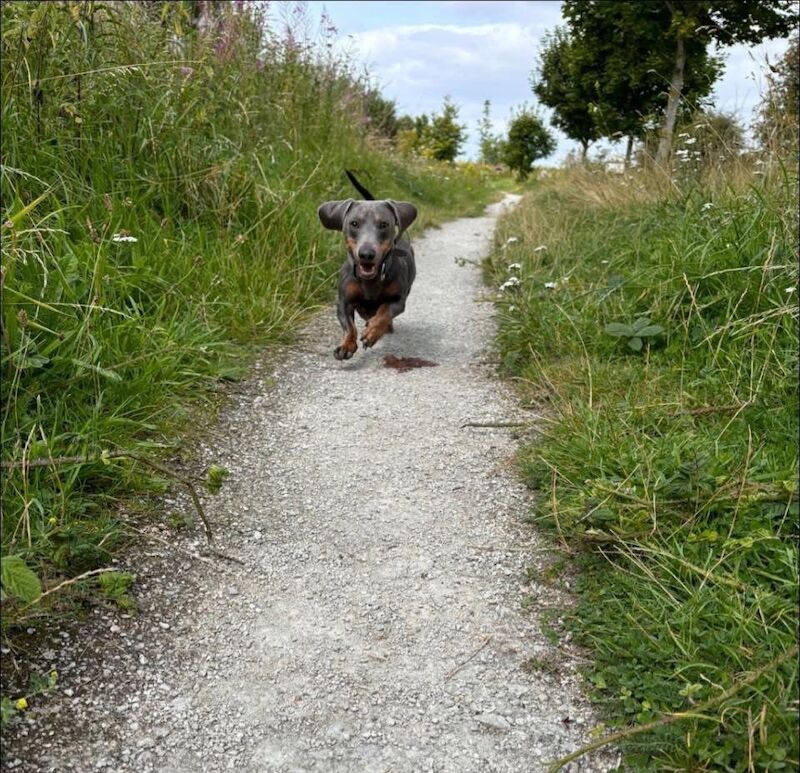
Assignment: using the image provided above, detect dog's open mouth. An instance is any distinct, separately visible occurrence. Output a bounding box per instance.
[357,262,378,280]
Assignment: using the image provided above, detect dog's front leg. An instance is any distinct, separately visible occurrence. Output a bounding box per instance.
[361,299,404,349]
[334,299,358,360]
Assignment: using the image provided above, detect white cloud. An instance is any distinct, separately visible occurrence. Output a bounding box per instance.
[314,2,791,162]
[345,21,550,157]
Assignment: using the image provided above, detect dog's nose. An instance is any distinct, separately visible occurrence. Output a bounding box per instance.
[358,247,376,262]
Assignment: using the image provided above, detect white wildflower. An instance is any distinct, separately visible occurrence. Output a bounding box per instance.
[533,245,547,252]
[500,276,521,291]
[111,233,138,243]
[507,263,522,271]
[506,236,519,245]
[544,281,558,289]
[701,202,714,211]
[683,137,697,145]
[785,287,796,294]
[677,132,690,138]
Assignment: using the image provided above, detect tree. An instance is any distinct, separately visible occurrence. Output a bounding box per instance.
[565,1,796,166]
[561,2,727,166]
[756,33,799,154]
[656,2,795,165]
[531,27,600,160]
[395,114,426,155]
[361,88,399,139]
[502,107,555,179]
[425,97,467,162]
[477,100,505,165]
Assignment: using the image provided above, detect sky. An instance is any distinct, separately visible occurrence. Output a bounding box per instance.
[294,0,792,163]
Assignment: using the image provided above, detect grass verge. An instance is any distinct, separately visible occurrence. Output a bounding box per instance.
[485,161,798,771]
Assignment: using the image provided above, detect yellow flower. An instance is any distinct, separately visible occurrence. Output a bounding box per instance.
[48,517,57,526]
[15,698,28,711]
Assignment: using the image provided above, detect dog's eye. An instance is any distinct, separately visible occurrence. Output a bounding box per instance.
[378,221,390,230]
[349,220,360,229]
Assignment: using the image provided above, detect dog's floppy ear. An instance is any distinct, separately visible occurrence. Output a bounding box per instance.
[386,201,417,236]
[318,199,355,231]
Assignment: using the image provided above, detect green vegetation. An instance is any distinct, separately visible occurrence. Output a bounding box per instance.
[0,1,507,625]
[536,2,795,164]
[486,161,798,770]
[502,106,556,180]
[396,96,468,162]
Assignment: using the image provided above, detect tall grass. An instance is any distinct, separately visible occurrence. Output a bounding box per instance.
[486,159,798,771]
[0,1,506,617]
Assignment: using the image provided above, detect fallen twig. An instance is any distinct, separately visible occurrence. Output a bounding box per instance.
[1,451,213,543]
[445,636,492,681]
[669,402,752,418]
[199,548,246,566]
[18,567,120,613]
[467,543,559,553]
[546,644,799,772]
[460,421,532,429]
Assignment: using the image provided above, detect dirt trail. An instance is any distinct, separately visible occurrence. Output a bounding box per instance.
[5,196,615,773]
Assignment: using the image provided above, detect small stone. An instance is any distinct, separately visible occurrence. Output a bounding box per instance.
[228,586,239,597]
[475,713,511,732]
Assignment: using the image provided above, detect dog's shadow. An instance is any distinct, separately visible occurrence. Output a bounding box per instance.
[334,318,444,372]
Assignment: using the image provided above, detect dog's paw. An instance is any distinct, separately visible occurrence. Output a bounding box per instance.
[360,329,378,349]
[334,344,356,360]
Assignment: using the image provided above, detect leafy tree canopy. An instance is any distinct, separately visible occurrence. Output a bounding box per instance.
[502,107,556,179]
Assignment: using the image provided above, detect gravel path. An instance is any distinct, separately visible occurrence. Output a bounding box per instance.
[4,196,615,773]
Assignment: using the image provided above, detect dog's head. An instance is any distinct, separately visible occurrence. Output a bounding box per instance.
[318,199,417,281]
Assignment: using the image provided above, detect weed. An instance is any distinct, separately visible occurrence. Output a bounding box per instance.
[97,570,136,611]
[1,669,58,727]
[521,656,561,676]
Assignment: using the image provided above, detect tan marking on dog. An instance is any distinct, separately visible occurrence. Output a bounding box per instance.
[343,280,362,302]
[361,304,393,347]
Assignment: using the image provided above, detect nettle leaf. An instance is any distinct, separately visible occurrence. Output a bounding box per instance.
[637,324,664,338]
[0,555,42,603]
[604,322,634,337]
[11,351,50,370]
[627,337,643,351]
[205,465,230,494]
[70,359,122,381]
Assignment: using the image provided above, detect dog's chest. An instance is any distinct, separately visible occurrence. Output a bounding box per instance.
[360,281,397,302]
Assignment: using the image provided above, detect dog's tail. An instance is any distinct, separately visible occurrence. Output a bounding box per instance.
[345,169,376,201]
